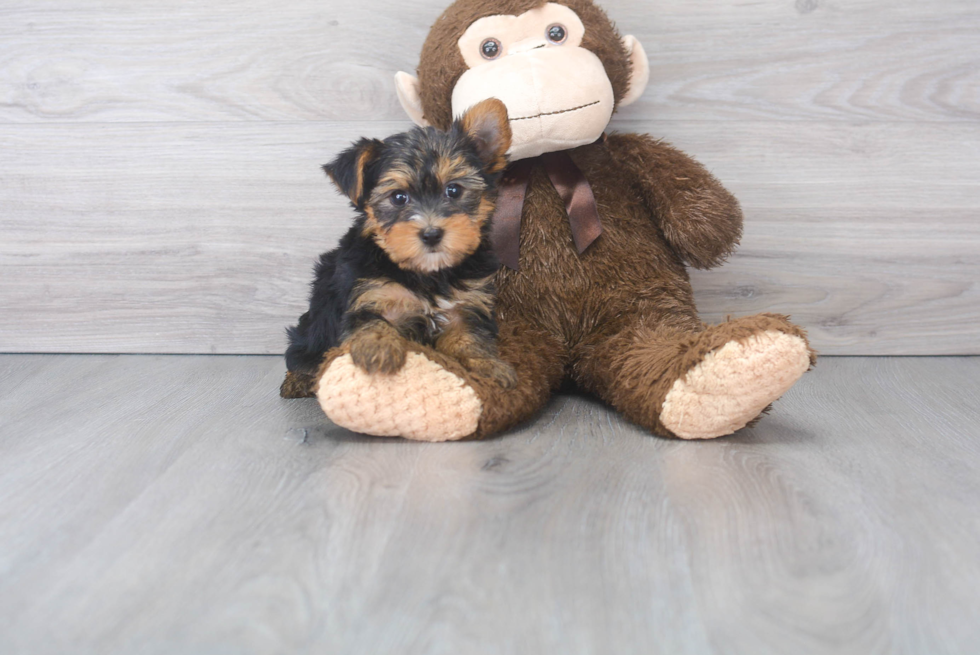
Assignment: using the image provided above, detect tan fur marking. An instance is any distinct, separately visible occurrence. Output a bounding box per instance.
[378,222,430,269]
[351,279,428,324]
[436,154,473,186]
[436,318,487,357]
[439,213,483,263]
[351,146,376,204]
[485,153,508,175]
[375,214,483,273]
[372,167,415,199]
[474,197,495,228]
[361,206,382,238]
[447,276,495,318]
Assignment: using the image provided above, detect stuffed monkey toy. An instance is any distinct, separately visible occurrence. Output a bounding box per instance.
[297,0,815,441]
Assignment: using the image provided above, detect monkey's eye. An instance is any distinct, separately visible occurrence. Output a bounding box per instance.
[445,183,462,199]
[390,191,410,206]
[547,24,567,44]
[480,38,501,60]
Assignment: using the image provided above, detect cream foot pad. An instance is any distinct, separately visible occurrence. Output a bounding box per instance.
[317,353,482,442]
[660,330,811,440]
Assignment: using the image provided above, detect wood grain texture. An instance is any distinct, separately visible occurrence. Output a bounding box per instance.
[1,1,977,123]
[1,354,979,654]
[1,0,978,354]
[1,120,977,355]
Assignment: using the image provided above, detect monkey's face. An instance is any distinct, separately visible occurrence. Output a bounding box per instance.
[452,3,613,160]
[396,1,650,161]
[324,99,511,274]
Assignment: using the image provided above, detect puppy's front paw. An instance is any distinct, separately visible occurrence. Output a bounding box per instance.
[348,333,407,375]
[466,357,518,389]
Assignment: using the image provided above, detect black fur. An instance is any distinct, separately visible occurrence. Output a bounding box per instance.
[322,137,383,209]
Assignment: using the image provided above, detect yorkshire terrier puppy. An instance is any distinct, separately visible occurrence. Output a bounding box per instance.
[280,99,516,399]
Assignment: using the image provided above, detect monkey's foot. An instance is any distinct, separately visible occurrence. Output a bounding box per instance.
[317,352,482,442]
[660,330,811,440]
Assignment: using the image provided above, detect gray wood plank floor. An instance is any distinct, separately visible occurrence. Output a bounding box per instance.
[1,355,979,654]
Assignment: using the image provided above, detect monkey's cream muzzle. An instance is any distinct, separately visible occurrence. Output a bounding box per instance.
[451,46,614,161]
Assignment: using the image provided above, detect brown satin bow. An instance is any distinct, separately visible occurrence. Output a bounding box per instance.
[490,150,602,271]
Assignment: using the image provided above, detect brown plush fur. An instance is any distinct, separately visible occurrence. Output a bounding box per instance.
[311,0,815,438]
[478,138,814,437]
[310,137,816,437]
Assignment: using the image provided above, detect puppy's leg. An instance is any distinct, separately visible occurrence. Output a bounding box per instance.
[345,320,408,375]
[282,320,327,398]
[435,318,517,389]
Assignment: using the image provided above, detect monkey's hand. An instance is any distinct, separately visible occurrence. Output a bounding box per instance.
[606,133,743,270]
[346,324,408,375]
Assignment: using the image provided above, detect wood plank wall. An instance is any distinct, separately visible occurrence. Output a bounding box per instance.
[1,0,978,355]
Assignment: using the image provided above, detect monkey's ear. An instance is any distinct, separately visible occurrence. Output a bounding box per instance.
[619,35,650,107]
[458,98,512,174]
[395,72,430,128]
[322,138,383,209]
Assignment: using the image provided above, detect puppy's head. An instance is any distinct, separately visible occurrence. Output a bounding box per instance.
[324,99,511,273]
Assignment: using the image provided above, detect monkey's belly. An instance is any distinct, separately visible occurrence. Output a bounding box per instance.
[495,203,700,341]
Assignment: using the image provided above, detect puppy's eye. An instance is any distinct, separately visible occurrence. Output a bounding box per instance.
[390,191,409,206]
[481,38,501,60]
[445,183,462,199]
[547,24,567,44]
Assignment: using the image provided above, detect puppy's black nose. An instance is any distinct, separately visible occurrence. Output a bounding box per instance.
[420,227,444,246]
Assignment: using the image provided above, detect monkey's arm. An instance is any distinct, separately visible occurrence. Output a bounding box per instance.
[605,133,743,269]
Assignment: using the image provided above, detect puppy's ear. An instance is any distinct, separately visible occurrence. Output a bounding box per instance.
[323,138,383,209]
[458,99,511,174]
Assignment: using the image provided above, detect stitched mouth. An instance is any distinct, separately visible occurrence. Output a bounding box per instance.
[509,100,601,122]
